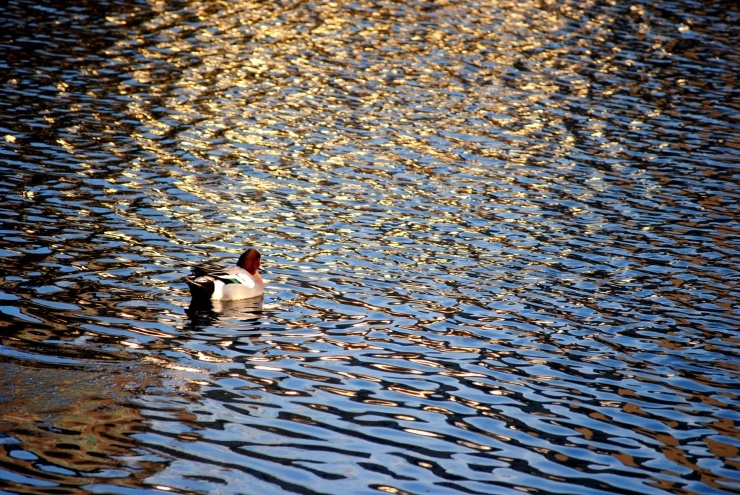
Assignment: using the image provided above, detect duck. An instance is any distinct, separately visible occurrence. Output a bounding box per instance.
[186,248,264,301]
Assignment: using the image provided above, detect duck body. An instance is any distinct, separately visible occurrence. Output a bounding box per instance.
[186,249,264,301]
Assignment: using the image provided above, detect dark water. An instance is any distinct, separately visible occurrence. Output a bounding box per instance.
[1,0,738,494]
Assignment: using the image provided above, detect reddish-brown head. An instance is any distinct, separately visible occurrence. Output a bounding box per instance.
[237,248,261,275]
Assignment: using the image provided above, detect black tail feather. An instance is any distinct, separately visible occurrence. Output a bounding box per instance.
[186,277,214,299]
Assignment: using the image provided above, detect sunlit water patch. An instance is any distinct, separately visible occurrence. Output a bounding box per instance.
[1,0,738,494]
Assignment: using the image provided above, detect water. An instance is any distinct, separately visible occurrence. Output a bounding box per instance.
[1,0,738,494]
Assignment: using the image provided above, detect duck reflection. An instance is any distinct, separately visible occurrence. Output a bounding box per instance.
[186,296,264,330]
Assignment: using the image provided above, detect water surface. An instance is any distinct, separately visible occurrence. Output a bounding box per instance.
[1,0,738,494]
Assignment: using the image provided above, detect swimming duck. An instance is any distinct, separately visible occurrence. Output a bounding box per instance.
[186,248,264,301]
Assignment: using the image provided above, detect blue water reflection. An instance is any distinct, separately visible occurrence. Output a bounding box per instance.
[1,0,738,494]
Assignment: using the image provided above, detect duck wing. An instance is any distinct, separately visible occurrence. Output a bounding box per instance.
[191,265,257,288]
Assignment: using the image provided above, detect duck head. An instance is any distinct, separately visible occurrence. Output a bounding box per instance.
[237,248,261,275]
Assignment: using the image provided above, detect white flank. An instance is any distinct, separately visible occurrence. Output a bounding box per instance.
[212,279,225,300]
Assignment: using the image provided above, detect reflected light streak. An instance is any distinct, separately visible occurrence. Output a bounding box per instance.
[389,385,435,399]
[458,440,492,451]
[404,428,440,438]
[319,386,358,398]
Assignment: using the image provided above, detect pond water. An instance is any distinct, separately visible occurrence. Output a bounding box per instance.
[1,0,738,494]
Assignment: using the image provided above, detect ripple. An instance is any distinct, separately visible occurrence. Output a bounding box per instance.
[1,0,739,494]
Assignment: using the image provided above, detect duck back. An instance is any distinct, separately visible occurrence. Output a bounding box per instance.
[187,265,263,301]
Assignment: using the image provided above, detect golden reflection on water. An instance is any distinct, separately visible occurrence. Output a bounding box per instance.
[99,0,638,260]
